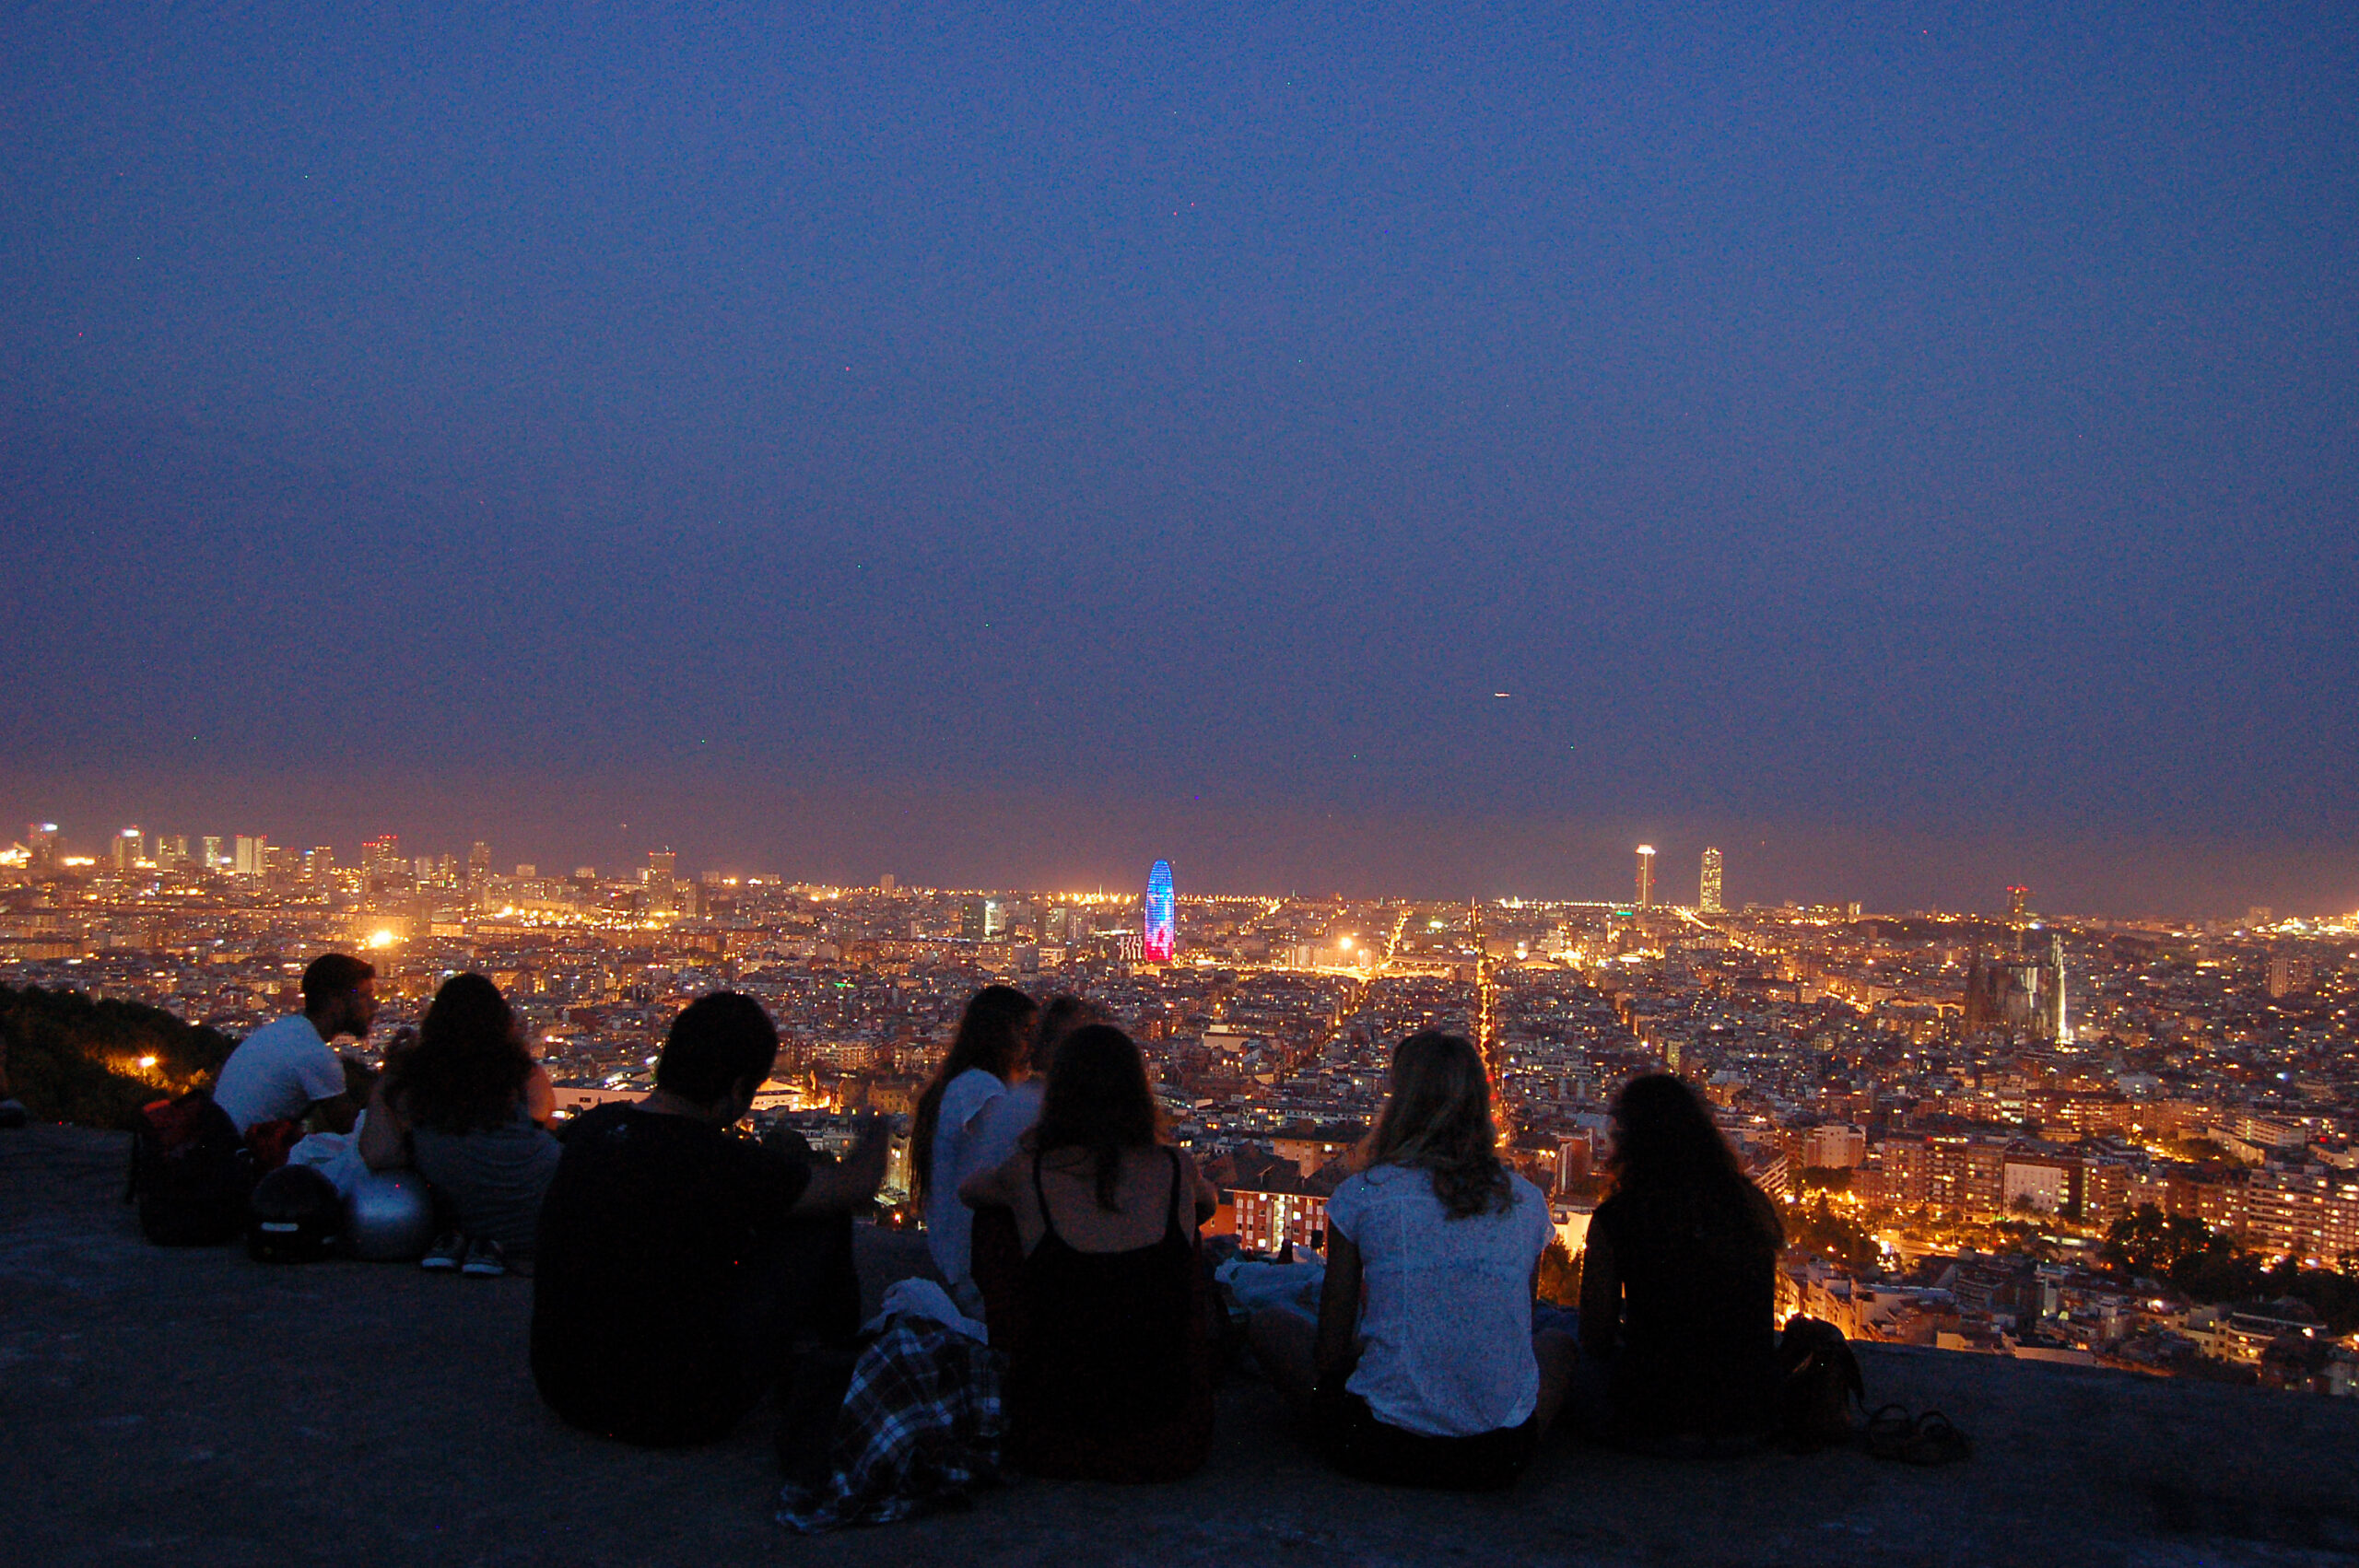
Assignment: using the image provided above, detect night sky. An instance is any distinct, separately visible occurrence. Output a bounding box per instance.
[3,4,2353,916]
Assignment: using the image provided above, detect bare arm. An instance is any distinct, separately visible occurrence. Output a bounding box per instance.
[1313,1227,1364,1385]
[789,1115,892,1218]
[1178,1150,1218,1222]
[959,1149,1020,1212]
[357,1080,408,1170]
[523,1062,556,1128]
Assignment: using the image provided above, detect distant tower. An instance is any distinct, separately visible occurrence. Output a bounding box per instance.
[111,827,143,870]
[1143,860,1177,962]
[1698,848,1723,914]
[1635,846,1656,909]
[467,841,492,883]
[2005,885,2030,924]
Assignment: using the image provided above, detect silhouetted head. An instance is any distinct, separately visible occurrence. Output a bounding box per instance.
[910,984,1040,1195]
[655,990,780,1113]
[1364,1030,1511,1219]
[1030,1023,1159,1210]
[1607,1073,1742,1188]
[1606,1072,1782,1245]
[391,972,530,1133]
[1031,993,1107,1080]
[300,952,377,1036]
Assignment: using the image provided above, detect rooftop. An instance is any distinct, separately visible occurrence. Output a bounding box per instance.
[5,1123,2354,1567]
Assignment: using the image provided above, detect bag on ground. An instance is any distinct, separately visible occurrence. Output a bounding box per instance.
[125,1090,254,1246]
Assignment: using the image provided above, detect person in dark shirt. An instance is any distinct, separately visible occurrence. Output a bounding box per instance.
[1579,1072,1784,1449]
[532,991,890,1447]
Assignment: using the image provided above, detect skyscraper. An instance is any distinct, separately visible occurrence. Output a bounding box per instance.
[2005,885,2030,923]
[111,827,143,870]
[1143,860,1176,962]
[1698,847,1723,914]
[233,835,267,877]
[1635,846,1655,909]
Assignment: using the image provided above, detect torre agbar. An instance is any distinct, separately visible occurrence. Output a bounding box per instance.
[1143,860,1177,962]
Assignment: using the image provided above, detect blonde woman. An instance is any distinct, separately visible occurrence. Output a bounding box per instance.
[1250,1031,1576,1490]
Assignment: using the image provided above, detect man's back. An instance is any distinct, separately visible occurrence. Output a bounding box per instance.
[212,1014,341,1132]
[531,1103,810,1445]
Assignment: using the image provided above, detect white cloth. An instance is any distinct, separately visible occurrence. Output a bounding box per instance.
[1215,1257,1327,1315]
[963,1078,1042,1181]
[868,1277,990,1344]
[1323,1164,1555,1437]
[212,1014,345,1132]
[922,1068,1006,1295]
[283,1110,370,1196]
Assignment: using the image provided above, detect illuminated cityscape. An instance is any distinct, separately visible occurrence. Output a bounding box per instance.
[6,818,2355,1393]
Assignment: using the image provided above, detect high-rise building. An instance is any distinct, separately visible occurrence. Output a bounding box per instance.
[1635,846,1656,909]
[1143,860,1177,963]
[29,824,58,871]
[233,835,267,877]
[961,897,1003,941]
[878,873,896,895]
[2005,885,2030,923]
[646,849,676,884]
[199,835,222,870]
[111,827,144,870]
[1698,848,1723,914]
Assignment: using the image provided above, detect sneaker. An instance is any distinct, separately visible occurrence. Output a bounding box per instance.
[461,1237,508,1278]
[419,1232,466,1272]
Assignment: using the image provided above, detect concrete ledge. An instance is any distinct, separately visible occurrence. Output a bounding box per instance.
[4,1125,2354,1566]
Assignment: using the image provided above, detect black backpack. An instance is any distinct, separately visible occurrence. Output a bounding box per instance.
[125,1090,255,1246]
[1778,1315,1866,1451]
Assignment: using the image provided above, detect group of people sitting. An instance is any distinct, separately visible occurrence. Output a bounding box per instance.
[213,959,1786,1493]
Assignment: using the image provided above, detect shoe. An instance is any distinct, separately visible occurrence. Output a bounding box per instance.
[461,1237,508,1277]
[419,1232,466,1272]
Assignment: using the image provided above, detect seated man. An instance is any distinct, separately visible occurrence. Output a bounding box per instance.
[532,990,889,1447]
[211,953,377,1135]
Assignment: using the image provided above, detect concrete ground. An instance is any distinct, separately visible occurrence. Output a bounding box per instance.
[5,1123,2356,1567]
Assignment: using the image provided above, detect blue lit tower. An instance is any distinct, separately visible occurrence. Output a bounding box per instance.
[1142,860,1176,962]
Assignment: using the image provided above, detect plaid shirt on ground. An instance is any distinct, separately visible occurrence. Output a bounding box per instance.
[776,1317,1006,1533]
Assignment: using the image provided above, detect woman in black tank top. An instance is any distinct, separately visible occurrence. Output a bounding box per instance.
[959,1024,1217,1480]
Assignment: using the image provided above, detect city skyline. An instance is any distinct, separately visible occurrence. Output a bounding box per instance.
[17,812,2358,932]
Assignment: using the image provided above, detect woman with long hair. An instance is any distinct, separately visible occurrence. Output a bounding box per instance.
[1250,1031,1574,1491]
[1579,1072,1784,1448]
[911,984,1037,1311]
[959,1023,1217,1480]
[359,971,559,1274]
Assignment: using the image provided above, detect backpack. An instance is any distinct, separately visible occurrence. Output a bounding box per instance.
[1778,1315,1865,1451]
[125,1090,255,1246]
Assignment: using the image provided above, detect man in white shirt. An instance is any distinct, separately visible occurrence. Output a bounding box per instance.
[212,953,378,1134]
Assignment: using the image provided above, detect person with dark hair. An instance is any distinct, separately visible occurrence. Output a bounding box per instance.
[964,993,1104,1177]
[1251,1032,1575,1491]
[212,953,378,1134]
[358,972,558,1275]
[958,1024,1217,1480]
[531,991,891,1447]
[1579,1072,1784,1449]
[911,985,1038,1312]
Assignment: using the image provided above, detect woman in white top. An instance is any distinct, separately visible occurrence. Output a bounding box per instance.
[911,985,1038,1312]
[1250,1030,1578,1490]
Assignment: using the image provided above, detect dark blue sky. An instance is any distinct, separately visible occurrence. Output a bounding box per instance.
[3,3,2353,915]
